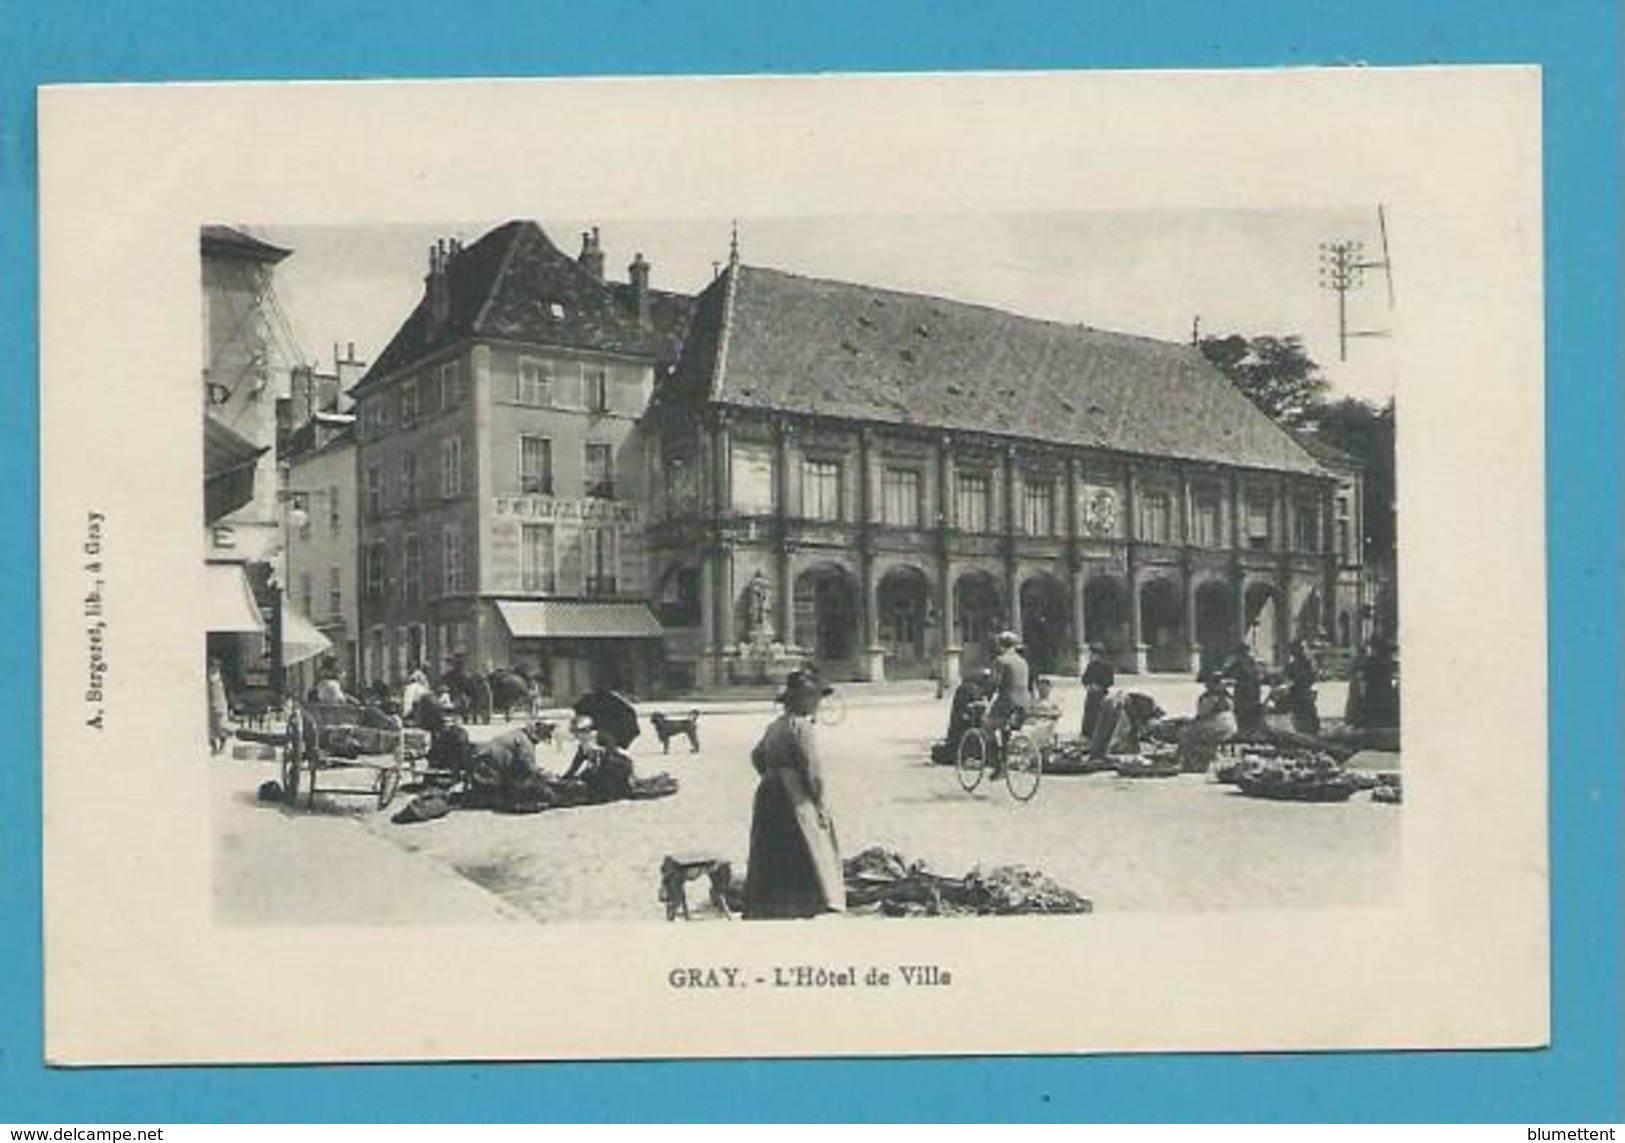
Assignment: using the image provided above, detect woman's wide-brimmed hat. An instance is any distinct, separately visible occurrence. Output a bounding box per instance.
[996,630,1021,648]
[570,713,596,734]
[777,670,834,703]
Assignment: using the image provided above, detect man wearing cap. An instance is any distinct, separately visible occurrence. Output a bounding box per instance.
[743,670,845,919]
[987,631,1032,773]
[466,719,554,806]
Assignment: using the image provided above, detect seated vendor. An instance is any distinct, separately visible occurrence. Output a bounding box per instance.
[411,691,470,777]
[1176,672,1238,772]
[1024,676,1062,751]
[1088,690,1166,760]
[562,714,635,802]
[950,669,992,736]
[309,657,356,705]
[1029,676,1062,721]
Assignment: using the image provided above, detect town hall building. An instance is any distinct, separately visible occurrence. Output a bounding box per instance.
[644,248,1357,688]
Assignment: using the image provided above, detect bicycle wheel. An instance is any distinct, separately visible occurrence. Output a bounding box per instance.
[817,691,847,726]
[1004,733,1042,802]
[956,727,988,792]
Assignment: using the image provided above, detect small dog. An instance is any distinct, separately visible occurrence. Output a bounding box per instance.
[649,710,701,754]
[660,855,734,920]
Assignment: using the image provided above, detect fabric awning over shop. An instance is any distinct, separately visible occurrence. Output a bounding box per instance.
[203,414,267,523]
[496,600,664,640]
[204,562,265,633]
[281,604,333,665]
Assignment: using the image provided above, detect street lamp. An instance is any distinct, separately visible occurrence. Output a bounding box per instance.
[273,486,333,709]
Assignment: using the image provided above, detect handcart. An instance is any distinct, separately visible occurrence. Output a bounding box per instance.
[280,700,424,811]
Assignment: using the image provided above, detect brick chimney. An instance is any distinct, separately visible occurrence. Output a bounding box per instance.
[425,239,452,327]
[628,252,651,327]
[578,226,604,282]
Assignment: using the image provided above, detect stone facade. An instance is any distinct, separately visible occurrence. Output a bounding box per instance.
[647,407,1343,686]
[350,223,687,696]
[645,257,1355,687]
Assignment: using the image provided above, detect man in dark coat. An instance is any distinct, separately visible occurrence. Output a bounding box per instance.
[934,668,991,764]
[1349,636,1400,729]
[1283,639,1321,735]
[1221,643,1265,736]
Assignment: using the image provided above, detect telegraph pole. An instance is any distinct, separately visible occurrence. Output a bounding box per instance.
[1318,207,1394,361]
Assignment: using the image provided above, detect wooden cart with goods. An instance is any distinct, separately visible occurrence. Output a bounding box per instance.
[280,701,424,812]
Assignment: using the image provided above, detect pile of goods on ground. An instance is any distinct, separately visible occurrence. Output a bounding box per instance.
[1042,740,1115,775]
[1043,740,1181,777]
[1108,745,1181,778]
[1217,747,1365,802]
[841,846,1093,917]
[1369,773,1402,803]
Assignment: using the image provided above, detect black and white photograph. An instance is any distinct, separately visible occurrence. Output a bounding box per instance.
[40,69,1544,1063]
[202,208,1400,926]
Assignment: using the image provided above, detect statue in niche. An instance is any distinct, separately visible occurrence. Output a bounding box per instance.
[744,570,774,641]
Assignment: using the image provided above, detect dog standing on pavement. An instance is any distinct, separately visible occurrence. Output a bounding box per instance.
[649,710,701,754]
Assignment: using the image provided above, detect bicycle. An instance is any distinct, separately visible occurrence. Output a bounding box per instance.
[815,689,847,726]
[955,702,1043,801]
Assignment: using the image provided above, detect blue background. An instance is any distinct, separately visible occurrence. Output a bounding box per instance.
[2,0,1618,1123]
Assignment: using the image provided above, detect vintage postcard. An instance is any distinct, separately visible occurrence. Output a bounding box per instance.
[38,68,1545,1063]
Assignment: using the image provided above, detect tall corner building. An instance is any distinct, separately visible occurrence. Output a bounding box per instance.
[349,221,690,697]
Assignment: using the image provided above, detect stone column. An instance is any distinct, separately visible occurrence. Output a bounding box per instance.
[774,420,795,648]
[1230,471,1248,654]
[697,548,717,685]
[1003,444,1020,636]
[937,434,959,687]
[715,412,733,516]
[1128,569,1147,674]
[716,541,735,660]
[859,428,886,681]
[1066,456,1084,673]
[1281,476,1296,555]
[940,563,960,688]
[1321,480,1338,643]
[1125,464,1147,672]
[1184,568,1201,675]
[1183,468,1196,549]
[1229,471,1244,549]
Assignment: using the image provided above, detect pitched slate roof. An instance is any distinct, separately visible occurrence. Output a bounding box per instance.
[354,221,692,394]
[668,264,1326,476]
[200,225,291,264]
[1289,429,1363,469]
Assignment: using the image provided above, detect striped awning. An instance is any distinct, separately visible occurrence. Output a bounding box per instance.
[496,600,664,640]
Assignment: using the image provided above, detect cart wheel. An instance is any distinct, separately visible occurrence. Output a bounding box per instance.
[1004,732,1042,802]
[956,728,987,793]
[377,767,402,811]
[280,715,305,809]
[816,691,847,727]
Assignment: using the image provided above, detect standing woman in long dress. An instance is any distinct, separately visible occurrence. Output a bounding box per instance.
[207,658,231,755]
[743,671,846,920]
